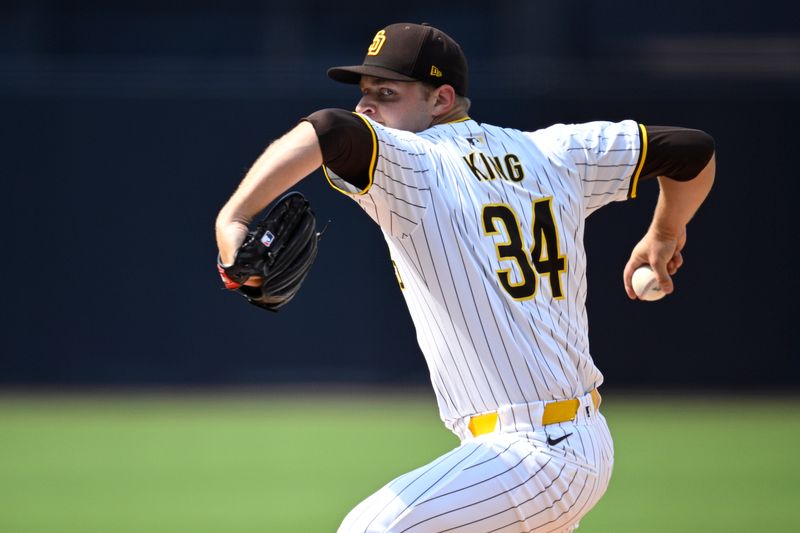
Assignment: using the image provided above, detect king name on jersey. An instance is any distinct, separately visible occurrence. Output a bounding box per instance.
[462,149,524,183]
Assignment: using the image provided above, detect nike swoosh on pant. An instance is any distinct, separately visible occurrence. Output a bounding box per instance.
[546,432,573,446]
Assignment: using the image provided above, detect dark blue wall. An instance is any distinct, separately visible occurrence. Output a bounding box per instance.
[2,1,798,387]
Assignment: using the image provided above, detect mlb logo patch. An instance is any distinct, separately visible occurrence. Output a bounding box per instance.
[260,230,275,247]
[466,135,485,146]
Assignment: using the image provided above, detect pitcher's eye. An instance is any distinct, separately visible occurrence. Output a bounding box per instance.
[379,88,395,97]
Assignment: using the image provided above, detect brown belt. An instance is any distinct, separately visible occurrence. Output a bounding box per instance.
[467,388,602,437]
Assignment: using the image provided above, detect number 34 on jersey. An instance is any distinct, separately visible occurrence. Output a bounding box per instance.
[482,198,567,301]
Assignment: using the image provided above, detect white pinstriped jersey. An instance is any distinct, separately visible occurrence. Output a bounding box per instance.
[325,116,644,428]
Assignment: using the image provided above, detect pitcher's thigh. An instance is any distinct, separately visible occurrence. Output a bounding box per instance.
[338,434,608,533]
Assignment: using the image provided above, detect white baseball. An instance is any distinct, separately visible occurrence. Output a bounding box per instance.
[631,265,666,301]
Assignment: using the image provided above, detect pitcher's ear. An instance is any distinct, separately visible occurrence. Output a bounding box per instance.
[432,84,456,116]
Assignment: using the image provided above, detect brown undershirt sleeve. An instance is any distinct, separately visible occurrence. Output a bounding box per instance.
[640,126,715,182]
[302,108,375,190]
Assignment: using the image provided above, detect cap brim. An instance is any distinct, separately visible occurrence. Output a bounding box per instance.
[327,65,417,85]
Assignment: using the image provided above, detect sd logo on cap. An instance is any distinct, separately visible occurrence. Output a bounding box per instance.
[328,22,469,96]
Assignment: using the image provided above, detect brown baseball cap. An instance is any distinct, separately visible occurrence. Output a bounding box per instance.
[328,23,469,96]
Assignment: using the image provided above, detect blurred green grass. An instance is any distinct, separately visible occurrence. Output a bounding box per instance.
[0,391,798,532]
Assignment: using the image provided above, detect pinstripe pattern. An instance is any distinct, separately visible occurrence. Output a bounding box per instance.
[327,117,640,421]
[326,116,638,531]
[338,407,614,533]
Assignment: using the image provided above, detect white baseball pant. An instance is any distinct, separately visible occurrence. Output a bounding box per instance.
[339,391,613,533]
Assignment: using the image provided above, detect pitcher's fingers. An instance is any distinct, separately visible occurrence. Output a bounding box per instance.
[667,251,684,275]
[649,258,674,294]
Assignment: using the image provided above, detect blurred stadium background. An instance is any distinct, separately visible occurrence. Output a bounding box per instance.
[1,1,798,531]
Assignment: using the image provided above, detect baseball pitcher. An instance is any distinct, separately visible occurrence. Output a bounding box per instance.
[215,22,715,532]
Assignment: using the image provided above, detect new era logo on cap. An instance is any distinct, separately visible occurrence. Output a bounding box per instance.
[327,23,469,96]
